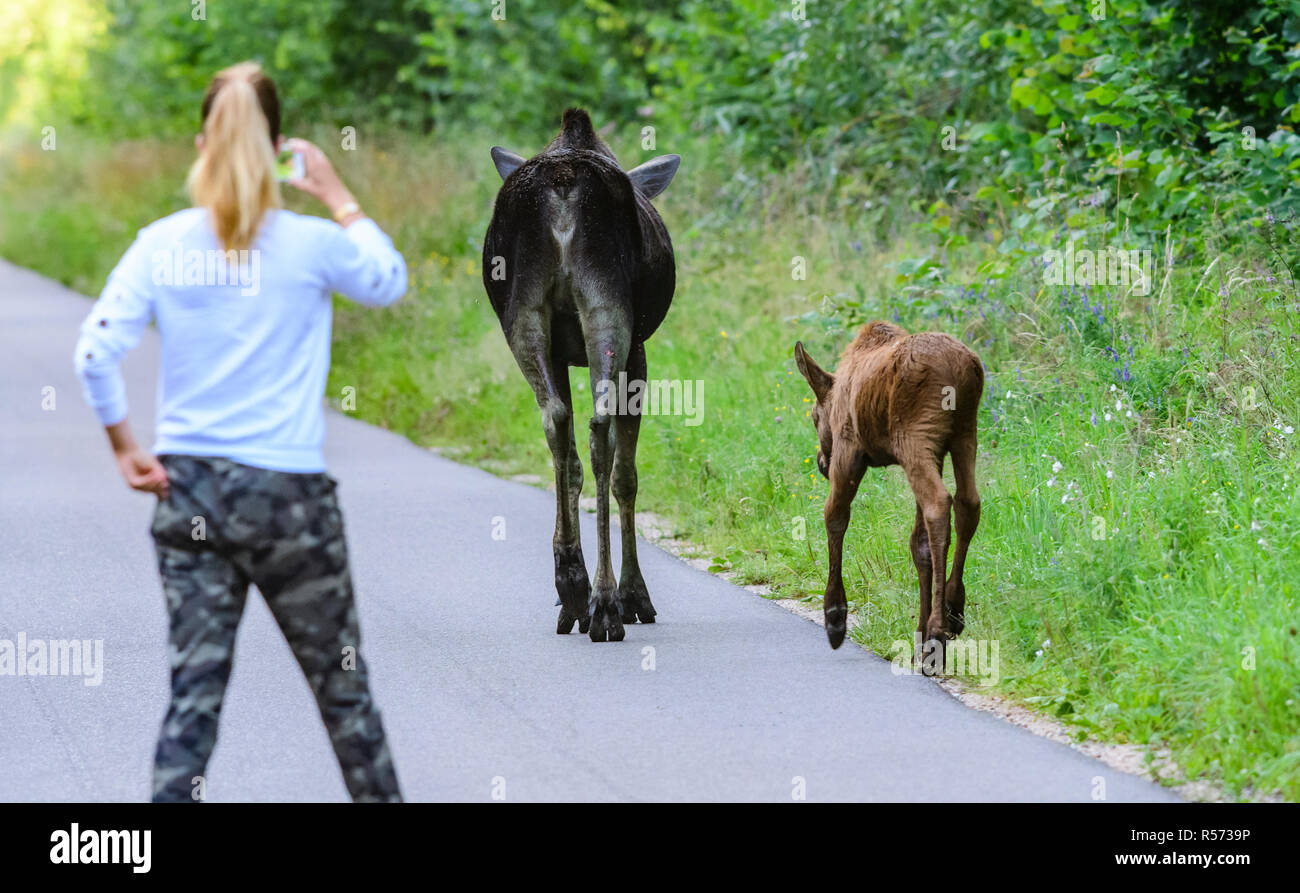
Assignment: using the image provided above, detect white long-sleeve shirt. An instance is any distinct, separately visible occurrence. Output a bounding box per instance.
[74,208,406,472]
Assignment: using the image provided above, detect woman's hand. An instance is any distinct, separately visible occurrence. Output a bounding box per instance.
[282,138,362,223]
[115,447,170,497]
[106,419,170,497]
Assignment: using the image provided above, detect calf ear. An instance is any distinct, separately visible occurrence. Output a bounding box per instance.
[794,341,834,403]
[627,154,681,198]
[491,147,525,181]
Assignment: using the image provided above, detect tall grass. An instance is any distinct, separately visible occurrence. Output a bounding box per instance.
[2,127,1297,799]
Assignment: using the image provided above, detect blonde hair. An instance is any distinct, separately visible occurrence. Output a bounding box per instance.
[187,62,282,252]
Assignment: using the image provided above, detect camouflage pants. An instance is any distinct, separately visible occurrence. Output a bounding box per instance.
[150,454,401,802]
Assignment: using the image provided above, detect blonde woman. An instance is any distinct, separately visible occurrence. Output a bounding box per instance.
[74,62,404,802]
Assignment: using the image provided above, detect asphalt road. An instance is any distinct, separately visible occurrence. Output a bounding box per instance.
[0,259,1178,802]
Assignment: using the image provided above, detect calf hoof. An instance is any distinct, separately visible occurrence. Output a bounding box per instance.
[618,576,657,624]
[557,606,591,635]
[943,581,967,636]
[824,604,847,650]
[924,611,953,644]
[917,636,946,676]
[944,605,966,638]
[588,591,625,643]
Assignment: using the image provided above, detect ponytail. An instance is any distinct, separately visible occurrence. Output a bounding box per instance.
[187,62,282,252]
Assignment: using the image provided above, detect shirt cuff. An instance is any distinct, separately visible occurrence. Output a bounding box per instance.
[342,217,392,251]
[83,376,129,426]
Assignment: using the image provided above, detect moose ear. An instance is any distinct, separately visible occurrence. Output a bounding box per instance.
[794,341,834,403]
[491,147,526,181]
[626,154,680,199]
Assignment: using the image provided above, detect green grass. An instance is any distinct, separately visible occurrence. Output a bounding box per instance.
[3,128,1298,800]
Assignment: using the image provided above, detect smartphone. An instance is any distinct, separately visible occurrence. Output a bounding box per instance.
[275,148,305,182]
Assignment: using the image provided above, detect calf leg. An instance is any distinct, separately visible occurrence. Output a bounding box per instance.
[613,341,656,624]
[903,453,952,671]
[908,502,932,656]
[945,434,980,637]
[823,450,867,649]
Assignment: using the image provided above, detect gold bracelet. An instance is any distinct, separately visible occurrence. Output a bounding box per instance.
[332,201,361,222]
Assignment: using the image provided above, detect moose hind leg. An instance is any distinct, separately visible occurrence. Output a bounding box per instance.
[945,435,980,638]
[903,454,952,673]
[586,413,624,641]
[512,328,590,634]
[583,319,631,643]
[613,342,655,624]
[908,502,932,661]
[547,364,591,635]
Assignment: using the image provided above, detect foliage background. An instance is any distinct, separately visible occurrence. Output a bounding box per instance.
[7,0,1300,228]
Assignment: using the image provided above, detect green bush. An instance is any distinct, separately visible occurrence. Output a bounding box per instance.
[12,0,1295,237]
[972,0,1300,232]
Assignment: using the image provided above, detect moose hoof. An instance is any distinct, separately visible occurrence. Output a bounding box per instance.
[944,606,966,638]
[557,606,591,635]
[618,579,657,624]
[943,581,967,636]
[824,603,847,650]
[826,623,846,650]
[917,637,946,676]
[554,544,591,635]
[588,596,625,643]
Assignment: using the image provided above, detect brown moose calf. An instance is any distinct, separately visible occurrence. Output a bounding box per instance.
[794,321,984,661]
